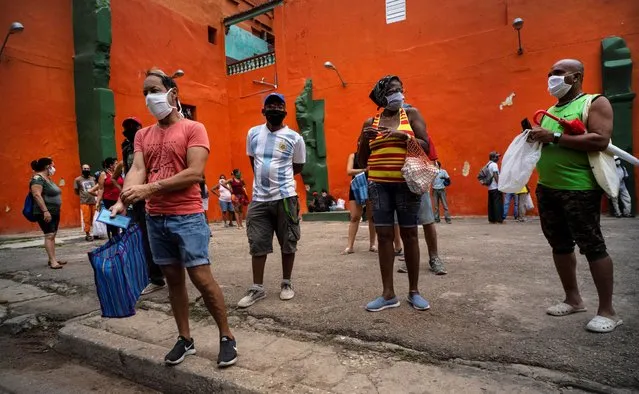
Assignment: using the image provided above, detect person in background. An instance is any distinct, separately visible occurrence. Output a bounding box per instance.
[432,161,451,224]
[486,151,503,224]
[612,156,632,218]
[516,185,530,222]
[228,169,249,229]
[211,174,235,227]
[121,116,166,295]
[30,158,66,269]
[529,58,620,332]
[358,75,431,312]
[109,68,237,367]
[238,93,306,308]
[309,189,335,212]
[343,147,377,254]
[503,192,519,221]
[74,164,97,241]
[201,177,210,223]
[95,157,124,239]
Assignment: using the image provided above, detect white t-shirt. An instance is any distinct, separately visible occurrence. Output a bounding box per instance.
[246,124,306,202]
[488,161,499,191]
[218,179,232,202]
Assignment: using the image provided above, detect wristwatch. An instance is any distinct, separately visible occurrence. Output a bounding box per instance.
[553,132,562,144]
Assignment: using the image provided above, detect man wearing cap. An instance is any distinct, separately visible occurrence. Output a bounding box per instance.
[486,151,503,224]
[121,116,166,295]
[238,93,306,308]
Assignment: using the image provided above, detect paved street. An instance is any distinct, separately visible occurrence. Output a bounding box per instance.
[0,217,637,392]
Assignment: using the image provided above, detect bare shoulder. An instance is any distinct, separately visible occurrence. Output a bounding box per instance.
[590,95,612,112]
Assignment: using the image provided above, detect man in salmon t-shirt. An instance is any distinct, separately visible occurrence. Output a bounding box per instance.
[109,68,237,368]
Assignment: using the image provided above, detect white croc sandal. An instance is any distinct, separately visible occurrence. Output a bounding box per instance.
[586,315,623,333]
[546,302,587,317]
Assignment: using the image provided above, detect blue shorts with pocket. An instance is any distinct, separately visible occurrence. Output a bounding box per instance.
[369,181,421,227]
[146,213,210,268]
[219,200,233,212]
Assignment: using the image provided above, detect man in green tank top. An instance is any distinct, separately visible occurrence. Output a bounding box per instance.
[528,59,622,333]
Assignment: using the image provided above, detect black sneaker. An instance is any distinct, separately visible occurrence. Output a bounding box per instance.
[165,336,196,365]
[217,336,237,368]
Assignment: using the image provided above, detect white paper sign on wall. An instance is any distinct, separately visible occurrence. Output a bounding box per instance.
[386,0,406,24]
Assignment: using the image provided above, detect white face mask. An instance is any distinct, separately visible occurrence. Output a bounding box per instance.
[47,166,56,176]
[146,88,178,120]
[385,92,405,111]
[548,75,573,99]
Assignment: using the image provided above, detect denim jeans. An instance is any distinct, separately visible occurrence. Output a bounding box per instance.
[503,193,519,219]
[146,213,211,268]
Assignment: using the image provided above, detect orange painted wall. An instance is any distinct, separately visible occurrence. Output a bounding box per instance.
[110,0,234,221]
[0,0,78,233]
[224,0,639,215]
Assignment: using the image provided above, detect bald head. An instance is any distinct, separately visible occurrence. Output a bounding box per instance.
[553,59,584,74]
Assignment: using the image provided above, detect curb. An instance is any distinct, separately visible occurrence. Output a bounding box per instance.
[56,323,328,394]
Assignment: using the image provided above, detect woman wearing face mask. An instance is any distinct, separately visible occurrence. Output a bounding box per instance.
[95,157,124,239]
[29,157,66,269]
[226,169,249,229]
[357,75,432,312]
[211,174,234,227]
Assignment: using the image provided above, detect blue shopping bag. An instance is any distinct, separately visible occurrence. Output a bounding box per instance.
[88,225,149,318]
[351,172,369,205]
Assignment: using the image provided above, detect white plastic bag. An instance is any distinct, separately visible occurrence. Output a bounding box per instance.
[498,130,542,194]
[92,211,107,238]
[524,194,534,211]
[582,96,620,198]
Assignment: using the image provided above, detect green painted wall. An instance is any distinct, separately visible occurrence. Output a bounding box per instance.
[601,36,635,214]
[295,79,329,206]
[72,0,116,170]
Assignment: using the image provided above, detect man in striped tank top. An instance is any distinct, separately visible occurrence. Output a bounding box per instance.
[357,75,432,312]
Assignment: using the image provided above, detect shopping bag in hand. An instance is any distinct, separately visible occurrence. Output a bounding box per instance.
[88,225,149,318]
[498,130,542,194]
[401,137,439,195]
[351,172,369,205]
[92,211,107,238]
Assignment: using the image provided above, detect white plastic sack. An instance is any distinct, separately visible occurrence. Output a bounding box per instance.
[581,96,620,198]
[92,211,107,238]
[524,194,534,211]
[335,198,346,210]
[498,130,542,194]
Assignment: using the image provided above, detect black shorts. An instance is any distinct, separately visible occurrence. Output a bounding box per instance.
[35,213,60,235]
[536,184,607,261]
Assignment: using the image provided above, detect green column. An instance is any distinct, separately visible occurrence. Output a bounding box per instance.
[601,37,635,214]
[73,0,115,170]
[295,79,329,207]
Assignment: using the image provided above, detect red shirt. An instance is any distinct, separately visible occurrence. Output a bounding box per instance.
[134,119,210,215]
[103,172,123,201]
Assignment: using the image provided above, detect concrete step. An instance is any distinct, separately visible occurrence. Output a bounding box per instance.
[55,309,585,394]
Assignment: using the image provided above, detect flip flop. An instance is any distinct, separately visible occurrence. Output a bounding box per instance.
[586,315,623,333]
[546,302,587,316]
[57,260,68,265]
[341,248,354,255]
[48,261,63,270]
[369,246,378,253]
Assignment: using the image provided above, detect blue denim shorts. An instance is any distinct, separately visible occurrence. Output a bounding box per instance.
[146,213,211,268]
[393,190,434,226]
[369,181,421,227]
[219,200,233,212]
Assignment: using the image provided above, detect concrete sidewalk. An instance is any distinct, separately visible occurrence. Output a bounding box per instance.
[57,308,603,394]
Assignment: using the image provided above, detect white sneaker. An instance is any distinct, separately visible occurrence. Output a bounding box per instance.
[238,285,266,308]
[280,282,295,301]
[141,283,166,295]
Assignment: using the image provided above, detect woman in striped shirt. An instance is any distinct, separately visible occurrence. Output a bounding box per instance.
[357,75,432,313]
